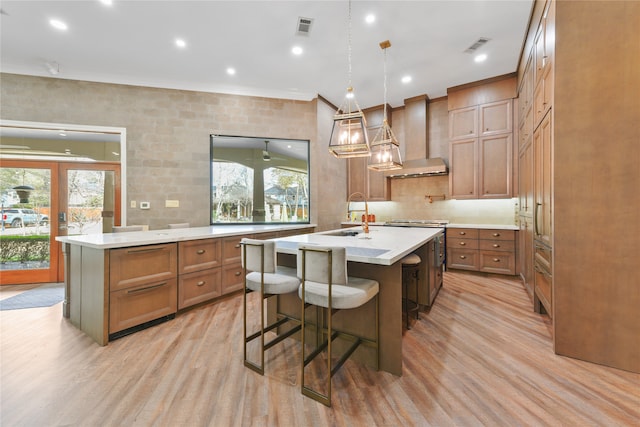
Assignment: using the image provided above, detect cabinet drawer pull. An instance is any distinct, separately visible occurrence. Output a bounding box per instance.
[459,242,466,246]
[235,271,241,276]
[197,281,206,287]
[492,233,500,237]
[485,127,489,131]
[493,258,500,262]
[127,282,167,294]
[235,244,241,248]
[459,255,467,259]
[459,231,466,235]
[492,244,500,248]
[127,247,163,254]
[197,249,206,254]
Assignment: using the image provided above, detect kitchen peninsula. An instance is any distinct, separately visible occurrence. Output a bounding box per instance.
[272,226,444,375]
[57,225,442,375]
[56,224,316,346]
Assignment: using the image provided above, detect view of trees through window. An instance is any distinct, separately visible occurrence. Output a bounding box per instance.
[211,136,309,224]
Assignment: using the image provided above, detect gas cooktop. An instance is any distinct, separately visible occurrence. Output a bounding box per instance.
[384,219,449,228]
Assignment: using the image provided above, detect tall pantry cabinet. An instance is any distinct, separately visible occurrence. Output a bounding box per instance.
[518,0,640,373]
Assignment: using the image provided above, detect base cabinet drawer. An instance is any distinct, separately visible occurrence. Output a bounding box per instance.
[109,278,177,333]
[110,244,177,291]
[178,268,222,309]
[479,251,516,274]
[179,239,222,274]
[222,262,244,295]
[447,248,479,270]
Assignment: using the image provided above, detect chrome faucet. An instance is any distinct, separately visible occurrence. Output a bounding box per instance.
[347,192,369,234]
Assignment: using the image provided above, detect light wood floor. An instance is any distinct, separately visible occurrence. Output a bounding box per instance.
[1,271,638,426]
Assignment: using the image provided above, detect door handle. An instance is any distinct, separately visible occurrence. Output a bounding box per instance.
[534,202,542,236]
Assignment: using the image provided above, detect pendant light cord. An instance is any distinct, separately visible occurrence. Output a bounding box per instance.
[347,0,352,88]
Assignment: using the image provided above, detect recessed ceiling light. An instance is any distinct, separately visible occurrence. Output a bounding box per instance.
[401,75,412,84]
[175,38,186,48]
[49,19,68,31]
[100,0,113,6]
[365,14,376,24]
[292,46,303,55]
[226,67,236,76]
[474,54,488,63]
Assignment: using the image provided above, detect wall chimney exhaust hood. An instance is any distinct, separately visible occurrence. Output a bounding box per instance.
[385,157,448,178]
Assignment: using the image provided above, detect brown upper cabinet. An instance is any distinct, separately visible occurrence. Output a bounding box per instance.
[448,89,514,199]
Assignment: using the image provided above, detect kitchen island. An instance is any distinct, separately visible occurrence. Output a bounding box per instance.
[271,226,444,375]
[55,224,316,345]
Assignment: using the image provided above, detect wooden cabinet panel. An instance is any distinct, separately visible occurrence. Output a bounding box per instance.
[447,248,479,271]
[479,134,512,198]
[534,111,553,247]
[221,262,244,295]
[449,228,479,239]
[110,244,177,291]
[534,264,552,317]
[450,97,514,200]
[480,251,516,275]
[519,216,534,299]
[519,109,533,152]
[480,100,512,136]
[448,237,479,250]
[222,236,243,265]
[179,239,221,275]
[178,268,222,309]
[109,278,177,333]
[447,228,517,275]
[518,140,534,216]
[478,229,515,241]
[449,139,477,199]
[449,106,478,140]
[347,156,390,202]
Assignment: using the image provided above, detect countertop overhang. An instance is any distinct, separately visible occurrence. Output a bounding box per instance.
[273,226,443,266]
[55,224,317,250]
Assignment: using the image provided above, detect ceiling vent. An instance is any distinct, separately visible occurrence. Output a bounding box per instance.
[465,37,490,53]
[296,17,313,35]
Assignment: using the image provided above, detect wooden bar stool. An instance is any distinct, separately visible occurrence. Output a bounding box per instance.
[297,244,379,407]
[241,238,301,375]
[401,253,421,330]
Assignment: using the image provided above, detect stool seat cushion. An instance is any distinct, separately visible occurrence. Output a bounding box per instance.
[401,253,421,265]
[246,265,300,294]
[299,276,379,310]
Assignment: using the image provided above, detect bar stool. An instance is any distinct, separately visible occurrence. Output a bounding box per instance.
[241,238,301,375]
[297,244,379,407]
[112,225,144,233]
[401,253,421,330]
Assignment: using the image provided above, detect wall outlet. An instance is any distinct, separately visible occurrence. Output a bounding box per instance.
[130,200,136,208]
[140,201,150,209]
[165,200,179,208]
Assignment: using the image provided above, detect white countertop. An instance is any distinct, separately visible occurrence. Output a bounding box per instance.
[273,226,443,266]
[446,223,518,230]
[55,224,316,249]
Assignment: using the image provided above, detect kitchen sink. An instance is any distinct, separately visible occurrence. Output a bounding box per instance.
[323,230,361,237]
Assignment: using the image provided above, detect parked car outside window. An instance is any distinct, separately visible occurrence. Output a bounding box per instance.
[1,208,49,228]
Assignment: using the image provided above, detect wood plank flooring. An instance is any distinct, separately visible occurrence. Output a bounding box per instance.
[1,271,638,426]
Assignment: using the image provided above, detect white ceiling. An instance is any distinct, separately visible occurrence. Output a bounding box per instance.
[0,0,533,109]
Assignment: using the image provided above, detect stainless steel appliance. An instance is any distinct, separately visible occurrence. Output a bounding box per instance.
[384,219,449,228]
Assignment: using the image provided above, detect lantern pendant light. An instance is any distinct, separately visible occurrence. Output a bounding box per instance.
[368,40,403,171]
[328,0,371,159]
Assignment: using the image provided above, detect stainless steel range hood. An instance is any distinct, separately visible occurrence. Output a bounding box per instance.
[385,157,448,178]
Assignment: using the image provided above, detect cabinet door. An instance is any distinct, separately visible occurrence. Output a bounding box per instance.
[347,157,367,200]
[449,106,478,140]
[449,138,477,199]
[519,55,534,122]
[110,244,177,291]
[480,100,512,136]
[518,141,534,216]
[179,239,221,275]
[479,134,512,198]
[367,167,390,201]
[109,278,177,334]
[222,236,243,265]
[534,111,552,247]
[221,262,244,295]
[519,216,534,298]
[178,268,222,309]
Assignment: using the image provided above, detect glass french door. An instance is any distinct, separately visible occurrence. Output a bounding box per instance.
[0,160,120,285]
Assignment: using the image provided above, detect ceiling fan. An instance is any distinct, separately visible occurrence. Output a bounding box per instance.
[263,140,271,161]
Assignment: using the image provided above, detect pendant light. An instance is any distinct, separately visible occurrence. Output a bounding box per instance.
[368,40,403,171]
[328,0,370,159]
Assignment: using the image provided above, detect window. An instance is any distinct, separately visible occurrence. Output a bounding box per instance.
[210,135,310,224]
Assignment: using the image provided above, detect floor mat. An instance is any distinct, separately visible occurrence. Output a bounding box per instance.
[0,283,65,310]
